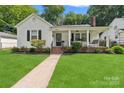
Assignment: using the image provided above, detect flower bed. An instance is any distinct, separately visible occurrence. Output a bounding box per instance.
[11,47,50,54]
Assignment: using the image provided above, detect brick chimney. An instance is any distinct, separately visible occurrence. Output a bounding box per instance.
[91,16,96,27]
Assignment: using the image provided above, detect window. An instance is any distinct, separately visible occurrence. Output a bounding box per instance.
[27,30,30,41]
[75,33,80,41]
[31,30,37,40]
[38,30,42,40]
[81,33,87,41]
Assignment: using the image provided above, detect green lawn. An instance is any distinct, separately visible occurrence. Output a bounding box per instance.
[0,49,48,88]
[48,54,124,88]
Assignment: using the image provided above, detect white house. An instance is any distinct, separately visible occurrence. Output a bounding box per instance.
[0,32,17,48]
[101,18,124,47]
[15,13,109,48]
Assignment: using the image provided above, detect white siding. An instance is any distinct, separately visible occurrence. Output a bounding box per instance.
[101,18,124,44]
[0,37,17,48]
[17,15,52,48]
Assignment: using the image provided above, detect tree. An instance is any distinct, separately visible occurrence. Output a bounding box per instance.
[0,5,37,26]
[63,12,84,25]
[41,5,64,25]
[87,5,124,26]
[0,19,16,33]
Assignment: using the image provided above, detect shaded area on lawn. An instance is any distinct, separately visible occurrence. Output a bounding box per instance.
[48,54,124,88]
[0,49,48,88]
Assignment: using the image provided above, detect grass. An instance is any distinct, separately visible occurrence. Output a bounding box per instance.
[0,49,48,88]
[48,54,124,88]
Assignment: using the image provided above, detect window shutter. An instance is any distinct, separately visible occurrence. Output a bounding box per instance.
[27,30,30,41]
[38,30,42,40]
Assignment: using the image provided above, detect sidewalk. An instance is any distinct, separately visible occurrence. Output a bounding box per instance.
[12,54,61,88]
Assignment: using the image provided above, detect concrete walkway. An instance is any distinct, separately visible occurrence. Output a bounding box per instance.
[12,54,61,88]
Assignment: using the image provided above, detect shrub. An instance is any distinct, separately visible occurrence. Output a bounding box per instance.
[72,41,82,52]
[19,47,28,52]
[11,47,19,53]
[31,39,46,48]
[95,49,102,53]
[105,48,113,54]
[35,48,42,53]
[110,41,118,47]
[29,48,35,53]
[42,48,50,53]
[63,47,72,53]
[111,46,124,54]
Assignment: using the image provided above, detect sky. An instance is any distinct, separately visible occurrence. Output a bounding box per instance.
[33,5,89,14]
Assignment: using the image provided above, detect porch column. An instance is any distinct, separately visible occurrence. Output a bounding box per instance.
[106,36,110,48]
[68,30,71,47]
[86,30,90,47]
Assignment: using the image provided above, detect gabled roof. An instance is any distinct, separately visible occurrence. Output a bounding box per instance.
[109,18,124,26]
[0,32,17,39]
[15,13,53,27]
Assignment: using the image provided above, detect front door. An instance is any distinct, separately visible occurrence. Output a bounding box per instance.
[56,33,62,46]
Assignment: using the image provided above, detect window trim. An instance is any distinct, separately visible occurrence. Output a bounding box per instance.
[27,29,42,41]
[73,32,87,41]
[31,30,37,40]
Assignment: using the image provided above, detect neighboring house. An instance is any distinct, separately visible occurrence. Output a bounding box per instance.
[0,32,17,48]
[15,13,109,48]
[101,18,124,47]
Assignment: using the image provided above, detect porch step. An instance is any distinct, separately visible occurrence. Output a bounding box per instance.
[51,47,63,54]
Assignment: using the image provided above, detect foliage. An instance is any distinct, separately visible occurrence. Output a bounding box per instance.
[31,39,46,48]
[11,47,50,54]
[95,49,102,53]
[41,5,64,25]
[29,48,35,53]
[63,12,84,25]
[63,47,72,53]
[35,48,50,53]
[0,5,37,26]
[0,19,16,33]
[105,48,113,54]
[42,48,50,53]
[0,5,36,33]
[19,47,28,52]
[111,46,124,54]
[88,5,124,26]
[110,41,118,47]
[11,47,19,53]
[71,41,82,52]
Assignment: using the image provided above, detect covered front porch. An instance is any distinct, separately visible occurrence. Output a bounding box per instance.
[51,25,109,48]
